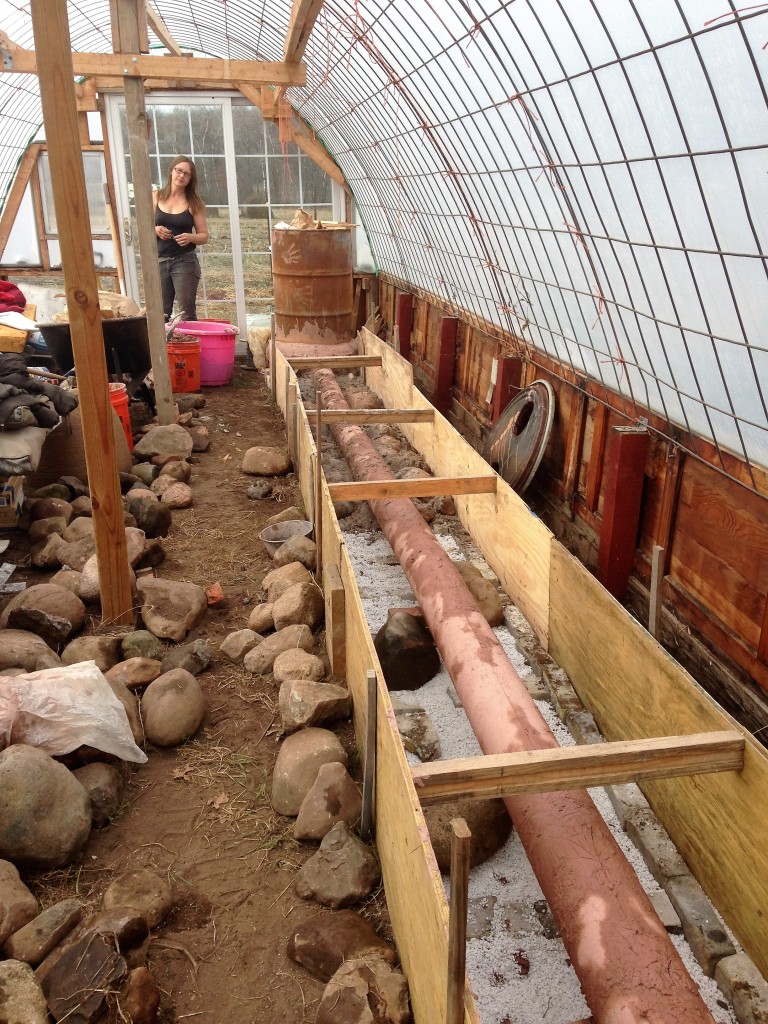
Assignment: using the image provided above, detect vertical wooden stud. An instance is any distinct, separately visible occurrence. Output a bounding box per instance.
[434,316,458,415]
[562,390,588,514]
[315,395,323,582]
[597,425,650,600]
[491,355,523,424]
[287,379,297,460]
[656,446,685,575]
[324,564,346,679]
[585,402,608,514]
[360,670,378,842]
[114,0,174,425]
[446,818,471,1024]
[397,292,413,362]
[270,312,277,403]
[649,544,665,638]
[31,0,133,625]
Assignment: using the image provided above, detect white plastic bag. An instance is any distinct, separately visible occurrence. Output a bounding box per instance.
[0,660,147,763]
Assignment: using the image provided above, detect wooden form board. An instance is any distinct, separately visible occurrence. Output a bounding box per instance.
[273,344,479,1024]
[549,543,768,978]
[361,328,551,645]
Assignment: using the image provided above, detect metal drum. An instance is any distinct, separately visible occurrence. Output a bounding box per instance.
[271,226,354,344]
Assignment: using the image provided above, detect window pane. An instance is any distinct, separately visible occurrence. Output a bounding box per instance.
[39,152,109,234]
[190,105,224,153]
[236,155,267,205]
[268,156,301,205]
[240,211,271,253]
[204,208,231,253]
[194,156,228,206]
[150,106,192,155]
[200,252,235,302]
[1,186,41,267]
[301,156,333,205]
[233,105,266,153]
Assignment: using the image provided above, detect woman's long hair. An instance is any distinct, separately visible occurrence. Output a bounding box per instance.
[157,156,205,214]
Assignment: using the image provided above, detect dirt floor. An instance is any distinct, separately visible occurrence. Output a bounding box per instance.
[8,361,391,1024]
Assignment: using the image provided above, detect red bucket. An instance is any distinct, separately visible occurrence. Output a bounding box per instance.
[109,382,133,451]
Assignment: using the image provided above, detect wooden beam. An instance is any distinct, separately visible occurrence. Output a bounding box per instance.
[0,45,306,86]
[115,0,174,426]
[31,0,134,625]
[434,316,458,415]
[305,407,434,425]
[0,144,41,258]
[597,425,650,600]
[396,292,413,362]
[145,3,183,55]
[74,78,98,111]
[327,476,497,503]
[562,388,587,508]
[446,818,471,1024]
[324,564,346,678]
[649,544,665,639]
[285,0,324,62]
[410,731,745,805]
[288,355,382,370]
[585,402,608,513]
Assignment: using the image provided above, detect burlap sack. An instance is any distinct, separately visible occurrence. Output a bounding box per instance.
[26,404,131,489]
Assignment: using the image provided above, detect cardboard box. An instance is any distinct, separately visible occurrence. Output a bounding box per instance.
[0,476,24,528]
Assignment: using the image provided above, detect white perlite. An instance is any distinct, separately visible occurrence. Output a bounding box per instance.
[343,528,737,1024]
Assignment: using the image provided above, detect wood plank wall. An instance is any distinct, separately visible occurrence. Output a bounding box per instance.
[380,277,768,697]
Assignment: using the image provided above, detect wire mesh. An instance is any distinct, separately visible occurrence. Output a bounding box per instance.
[0,0,766,493]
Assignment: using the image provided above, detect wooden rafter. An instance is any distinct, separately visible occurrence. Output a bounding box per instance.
[284,0,324,62]
[145,3,183,56]
[0,143,42,256]
[0,41,306,87]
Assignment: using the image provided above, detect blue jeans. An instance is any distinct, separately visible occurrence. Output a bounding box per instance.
[159,251,201,321]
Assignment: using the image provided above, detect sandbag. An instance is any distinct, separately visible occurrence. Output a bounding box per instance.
[26,402,131,489]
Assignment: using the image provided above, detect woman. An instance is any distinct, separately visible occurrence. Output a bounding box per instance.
[153,156,209,321]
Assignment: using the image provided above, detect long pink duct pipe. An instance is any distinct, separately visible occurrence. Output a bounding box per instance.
[315,368,715,1024]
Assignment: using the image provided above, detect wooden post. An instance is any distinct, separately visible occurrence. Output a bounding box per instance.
[315,394,323,582]
[31,0,133,625]
[585,403,608,514]
[287,380,297,461]
[114,0,174,425]
[360,669,377,842]
[396,292,413,362]
[270,312,277,403]
[597,425,650,600]
[324,564,346,678]
[434,316,458,415]
[562,390,588,515]
[649,544,665,639]
[446,818,471,1024]
[491,355,522,424]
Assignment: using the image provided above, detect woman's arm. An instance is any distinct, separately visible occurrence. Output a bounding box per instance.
[174,208,209,248]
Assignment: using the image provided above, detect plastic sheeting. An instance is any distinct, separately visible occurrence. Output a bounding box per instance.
[0,0,766,485]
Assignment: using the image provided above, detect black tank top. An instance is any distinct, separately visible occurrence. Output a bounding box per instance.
[156,205,196,258]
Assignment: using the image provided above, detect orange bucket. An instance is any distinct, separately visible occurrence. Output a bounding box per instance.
[109,382,133,451]
[167,337,201,392]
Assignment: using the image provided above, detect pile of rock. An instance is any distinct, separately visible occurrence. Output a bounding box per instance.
[0,861,175,1023]
[221,484,410,1023]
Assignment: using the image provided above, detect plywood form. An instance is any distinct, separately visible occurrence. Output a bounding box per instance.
[362,329,552,645]
[549,543,768,979]
[273,345,479,1024]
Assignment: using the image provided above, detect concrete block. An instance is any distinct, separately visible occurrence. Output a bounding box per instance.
[624,807,690,885]
[715,953,768,1024]
[466,895,496,940]
[604,782,651,828]
[542,663,583,720]
[666,874,736,977]
[566,709,604,747]
[649,889,682,934]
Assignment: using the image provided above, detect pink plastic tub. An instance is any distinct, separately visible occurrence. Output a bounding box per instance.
[174,321,238,386]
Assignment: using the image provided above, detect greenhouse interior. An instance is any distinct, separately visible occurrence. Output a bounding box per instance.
[0,3,767,1024]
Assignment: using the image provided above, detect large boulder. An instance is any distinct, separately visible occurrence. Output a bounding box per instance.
[279,679,350,733]
[140,669,206,747]
[0,585,86,646]
[287,910,396,982]
[317,955,410,1024]
[0,959,49,1024]
[61,635,123,673]
[243,624,315,676]
[241,446,291,476]
[0,630,60,672]
[272,580,325,631]
[262,561,312,603]
[133,424,193,462]
[374,611,441,691]
[0,745,91,868]
[294,762,362,841]
[102,869,173,930]
[423,798,513,871]
[137,578,207,641]
[272,728,347,816]
[0,860,38,945]
[453,561,504,626]
[295,823,380,908]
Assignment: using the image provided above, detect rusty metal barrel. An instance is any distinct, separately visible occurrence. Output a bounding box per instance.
[271,226,354,345]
